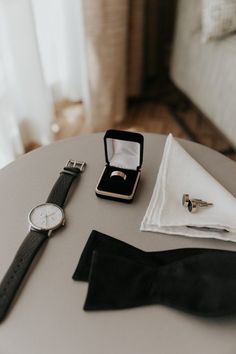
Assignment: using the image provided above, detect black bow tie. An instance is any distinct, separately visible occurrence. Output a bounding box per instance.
[73,230,221,281]
[73,230,236,317]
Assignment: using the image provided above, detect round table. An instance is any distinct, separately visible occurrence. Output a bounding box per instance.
[1,133,236,354]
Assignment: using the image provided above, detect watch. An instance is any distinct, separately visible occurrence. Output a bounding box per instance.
[0,159,86,323]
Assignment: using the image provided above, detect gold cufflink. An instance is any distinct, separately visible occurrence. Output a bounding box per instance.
[182,194,213,213]
[182,194,190,207]
[182,194,202,207]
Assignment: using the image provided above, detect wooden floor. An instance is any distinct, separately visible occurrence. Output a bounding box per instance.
[53,85,236,161]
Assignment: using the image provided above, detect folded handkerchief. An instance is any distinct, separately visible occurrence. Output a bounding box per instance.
[141,134,236,242]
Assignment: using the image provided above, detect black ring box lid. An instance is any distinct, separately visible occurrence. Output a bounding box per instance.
[104,129,144,170]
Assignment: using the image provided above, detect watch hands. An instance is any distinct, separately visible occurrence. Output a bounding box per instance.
[47,212,56,217]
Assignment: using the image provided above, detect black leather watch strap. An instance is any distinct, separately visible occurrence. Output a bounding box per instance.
[46,166,81,207]
[0,230,48,323]
[0,160,86,323]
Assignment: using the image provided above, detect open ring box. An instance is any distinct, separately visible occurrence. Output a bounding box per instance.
[95,129,144,202]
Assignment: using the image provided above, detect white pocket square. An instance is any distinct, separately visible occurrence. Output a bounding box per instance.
[141,134,236,242]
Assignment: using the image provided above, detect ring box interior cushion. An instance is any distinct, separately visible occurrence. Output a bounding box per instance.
[95,129,144,202]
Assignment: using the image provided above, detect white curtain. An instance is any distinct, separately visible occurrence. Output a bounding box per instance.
[0,0,142,168]
[0,0,53,149]
[32,0,84,102]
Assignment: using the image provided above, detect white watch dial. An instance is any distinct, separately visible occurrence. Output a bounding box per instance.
[29,203,64,231]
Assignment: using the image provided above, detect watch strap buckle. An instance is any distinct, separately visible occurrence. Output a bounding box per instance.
[66,160,86,172]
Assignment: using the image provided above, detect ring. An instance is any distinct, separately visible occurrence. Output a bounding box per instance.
[110,171,127,180]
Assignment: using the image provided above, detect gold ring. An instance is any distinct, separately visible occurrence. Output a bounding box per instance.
[110,171,127,180]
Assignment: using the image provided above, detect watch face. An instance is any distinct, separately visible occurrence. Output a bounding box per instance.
[28,203,64,231]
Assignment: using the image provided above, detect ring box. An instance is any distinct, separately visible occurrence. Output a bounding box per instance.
[95,129,144,203]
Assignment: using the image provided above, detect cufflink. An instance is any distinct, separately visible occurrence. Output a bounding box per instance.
[182,194,213,213]
[187,199,213,213]
[182,194,190,207]
[110,171,127,181]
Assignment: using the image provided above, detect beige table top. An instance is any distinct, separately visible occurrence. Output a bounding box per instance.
[0,133,236,354]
